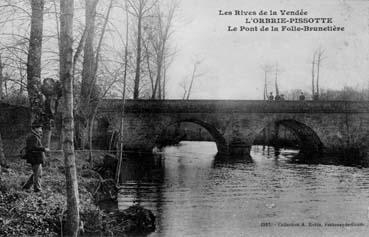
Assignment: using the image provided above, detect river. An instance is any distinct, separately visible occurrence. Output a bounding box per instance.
[116,141,369,236]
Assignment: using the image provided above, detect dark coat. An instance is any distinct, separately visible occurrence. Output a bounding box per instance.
[26,132,46,165]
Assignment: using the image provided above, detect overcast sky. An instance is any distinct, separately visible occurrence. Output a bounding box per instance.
[166,0,369,99]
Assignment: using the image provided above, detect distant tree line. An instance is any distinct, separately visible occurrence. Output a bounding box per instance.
[261,47,369,102]
[281,87,369,101]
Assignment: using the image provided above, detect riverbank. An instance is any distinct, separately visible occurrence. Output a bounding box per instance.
[0,151,155,236]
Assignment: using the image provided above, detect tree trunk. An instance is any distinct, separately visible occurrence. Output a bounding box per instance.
[79,0,98,149]
[274,63,279,96]
[182,88,187,100]
[152,51,163,100]
[311,52,316,98]
[0,55,3,100]
[152,2,176,100]
[158,73,162,99]
[72,28,87,80]
[133,7,143,99]
[162,60,167,100]
[81,0,98,102]
[92,0,113,83]
[0,133,6,167]
[316,53,321,97]
[88,117,94,161]
[18,65,25,96]
[60,0,80,236]
[86,0,113,156]
[0,60,4,166]
[58,123,64,150]
[88,104,99,163]
[4,79,7,97]
[144,42,155,97]
[186,62,198,100]
[27,0,45,124]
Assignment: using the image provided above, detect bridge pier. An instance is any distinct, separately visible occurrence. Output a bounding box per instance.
[228,143,251,156]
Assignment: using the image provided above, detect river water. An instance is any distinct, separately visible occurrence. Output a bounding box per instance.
[117,141,369,236]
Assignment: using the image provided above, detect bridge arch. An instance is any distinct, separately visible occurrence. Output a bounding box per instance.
[156,118,228,154]
[256,119,323,153]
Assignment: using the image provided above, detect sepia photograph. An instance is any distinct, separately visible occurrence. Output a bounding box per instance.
[0,0,369,236]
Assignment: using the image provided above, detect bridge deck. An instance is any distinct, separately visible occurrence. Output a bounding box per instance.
[100,99,369,113]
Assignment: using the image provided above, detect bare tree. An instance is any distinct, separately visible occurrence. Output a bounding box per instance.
[316,48,325,97]
[311,47,325,99]
[60,0,80,236]
[127,0,157,99]
[78,0,116,150]
[87,0,114,159]
[81,0,98,103]
[78,0,98,149]
[0,35,29,100]
[311,51,316,98]
[77,0,99,148]
[186,60,203,100]
[150,1,177,99]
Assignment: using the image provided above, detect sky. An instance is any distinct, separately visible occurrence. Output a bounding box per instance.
[166,0,369,99]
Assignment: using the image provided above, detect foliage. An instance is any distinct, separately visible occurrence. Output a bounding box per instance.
[281,86,369,101]
[0,151,156,236]
[0,189,61,236]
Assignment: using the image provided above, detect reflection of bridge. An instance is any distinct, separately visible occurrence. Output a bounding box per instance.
[98,100,369,157]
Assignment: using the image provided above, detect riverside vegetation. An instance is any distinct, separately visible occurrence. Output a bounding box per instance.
[0,151,155,236]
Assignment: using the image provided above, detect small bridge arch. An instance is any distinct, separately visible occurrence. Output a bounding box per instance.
[256,119,324,153]
[156,118,228,154]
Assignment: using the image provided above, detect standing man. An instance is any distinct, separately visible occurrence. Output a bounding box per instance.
[299,92,305,101]
[275,94,281,101]
[268,92,274,101]
[22,123,49,192]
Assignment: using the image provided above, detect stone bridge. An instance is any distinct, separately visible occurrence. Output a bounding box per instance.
[98,100,369,157]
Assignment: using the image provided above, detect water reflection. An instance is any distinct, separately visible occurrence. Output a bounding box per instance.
[118,154,164,212]
[117,142,369,236]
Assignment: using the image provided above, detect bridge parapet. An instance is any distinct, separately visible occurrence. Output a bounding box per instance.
[100,99,369,114]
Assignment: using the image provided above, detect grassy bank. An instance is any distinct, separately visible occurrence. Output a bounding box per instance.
[0,151,155,236]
